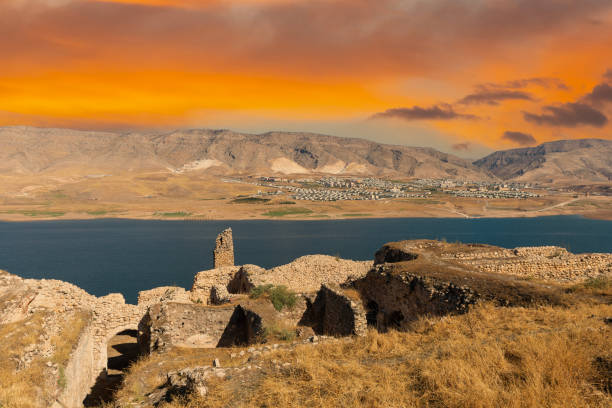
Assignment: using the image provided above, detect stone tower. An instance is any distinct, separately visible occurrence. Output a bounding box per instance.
[213,228,234,268]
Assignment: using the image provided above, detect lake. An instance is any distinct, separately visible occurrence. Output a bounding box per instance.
[0,216,610,303]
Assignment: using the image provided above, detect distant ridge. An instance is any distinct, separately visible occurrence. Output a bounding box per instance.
[473,139,612,184]
[0,126,492,180]
[0,126,610,185]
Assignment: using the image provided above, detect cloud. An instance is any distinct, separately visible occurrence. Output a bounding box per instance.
[604,69,612,81]
[371,104,477,121]
[458,89,534,106]
[1,0,611,79]
[483,77,568,90]
[523,102,608,127]
[584,82,612,105]
[457,77,570,106]
[452,142,471,151]
[502,131,536,146]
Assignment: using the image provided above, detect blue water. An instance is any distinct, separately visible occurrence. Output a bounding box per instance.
[0,216,610,303]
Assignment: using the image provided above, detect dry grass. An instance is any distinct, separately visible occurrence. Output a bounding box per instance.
[0,310,91,408]
[142,301,612,408]
[1,174,609,221]
[115,346,258,406]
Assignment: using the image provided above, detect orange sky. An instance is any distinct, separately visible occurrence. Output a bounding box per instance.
[2,0,612,156]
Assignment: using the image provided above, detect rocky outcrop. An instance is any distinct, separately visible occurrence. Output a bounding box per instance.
[354,265,478,331]
[352,240,577,331]
[213,228,234,268]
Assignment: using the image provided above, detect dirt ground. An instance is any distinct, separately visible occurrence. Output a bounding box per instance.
[0,173,610,221]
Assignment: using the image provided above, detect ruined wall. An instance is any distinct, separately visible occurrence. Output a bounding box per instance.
[445,246,612,282]
[91,294,146,374]
[217,305,265,347]
[354,266,478,332]
[56,323,95,408]
[227,265,265,294]
[301,285,367,336]
[230,256,372,294]
[139,302,235,353]
[191,266,241,304]
[137,286,191,307]
[213,228,234,268]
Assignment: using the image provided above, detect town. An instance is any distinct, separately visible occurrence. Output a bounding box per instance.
[229,176,543,202]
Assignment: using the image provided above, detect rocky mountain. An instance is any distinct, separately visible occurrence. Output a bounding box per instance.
[473,139,612,184]
[1,127,610,185]
[0,126,492,180]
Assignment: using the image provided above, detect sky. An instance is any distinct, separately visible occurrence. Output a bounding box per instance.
[1,0,612,157]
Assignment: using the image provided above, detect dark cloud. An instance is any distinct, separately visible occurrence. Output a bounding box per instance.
[502,131,536,146]
[1,0,611,78]
[452,142,471,151]
[484,77,568,90]
[523,102,608,127]
[584,82,612,104]
[604,69,612,80]
[458,89,534,106]
[372,105,477,121]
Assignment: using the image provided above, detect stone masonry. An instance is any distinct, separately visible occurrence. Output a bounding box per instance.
[441,245,612,282]
[301,284,367,336]
[213,228,234,268]
[138,302,236,353]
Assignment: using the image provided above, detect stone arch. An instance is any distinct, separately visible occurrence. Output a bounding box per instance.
[365,300,379,327]
[84,325,140,406]
[97,324,140,371]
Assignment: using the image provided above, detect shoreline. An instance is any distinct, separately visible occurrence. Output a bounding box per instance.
[0,211,610,222]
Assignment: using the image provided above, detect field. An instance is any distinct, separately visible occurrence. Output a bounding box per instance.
[0,173,611,221]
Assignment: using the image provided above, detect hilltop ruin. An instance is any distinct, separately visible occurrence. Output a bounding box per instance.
[0,228,610,407]
[213,228,234,268]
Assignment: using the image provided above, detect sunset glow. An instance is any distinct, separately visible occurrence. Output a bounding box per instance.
[2,0,612,154]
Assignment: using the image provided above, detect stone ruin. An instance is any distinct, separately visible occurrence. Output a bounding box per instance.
[1,229,611,407]
[300,284,367,337]
[213,227,234,268]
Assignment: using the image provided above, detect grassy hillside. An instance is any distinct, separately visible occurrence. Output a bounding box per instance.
[112,280,612,408]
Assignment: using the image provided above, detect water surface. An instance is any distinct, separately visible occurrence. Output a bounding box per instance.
[0,216,610,303]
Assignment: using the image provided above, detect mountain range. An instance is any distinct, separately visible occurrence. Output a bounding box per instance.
[0,126,610,185]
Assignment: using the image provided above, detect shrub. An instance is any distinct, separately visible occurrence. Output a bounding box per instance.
[250,285,297,311]
[263,324,297,342]
[57,366,67,390]
[231,197,271,204]
[262,207,313,217]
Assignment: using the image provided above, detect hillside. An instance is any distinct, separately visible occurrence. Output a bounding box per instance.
[474,139,612,184]
[0,127,491,180]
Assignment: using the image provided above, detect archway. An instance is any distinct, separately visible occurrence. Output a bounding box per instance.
[83,329,139,406]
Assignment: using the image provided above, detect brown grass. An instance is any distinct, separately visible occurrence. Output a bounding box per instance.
[0,310,91,408]
[1,173,609,221]
[134,301,612,408]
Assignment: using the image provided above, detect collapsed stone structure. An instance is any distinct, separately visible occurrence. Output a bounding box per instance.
[300,285,367,336]
[1,227,610,407]
[213,227,234,268]
[352,241,569,331]
[446,245,612,282]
